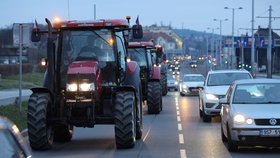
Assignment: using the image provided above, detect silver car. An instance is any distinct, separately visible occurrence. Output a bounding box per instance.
[0,116,32,158]
[167,75,179,91]
[220,79,280,151]
[180,74,204,96]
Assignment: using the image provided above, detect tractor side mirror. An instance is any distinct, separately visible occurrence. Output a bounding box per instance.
[31,29,41,42]
[132,25,143,39]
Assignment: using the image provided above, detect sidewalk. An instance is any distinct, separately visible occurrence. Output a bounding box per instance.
[0,89,32,106]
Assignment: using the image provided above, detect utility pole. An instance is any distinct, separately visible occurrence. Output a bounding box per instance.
[94,4,96,20]
[251,0,255,76]
[267,5,272,78]
[257,6,280,78]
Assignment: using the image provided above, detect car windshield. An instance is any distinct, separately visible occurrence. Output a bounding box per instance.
[233,83,280,104]
[167,75,175,81]
[207,72,251,86]
[183,75,204,82]
[127,48,147,67]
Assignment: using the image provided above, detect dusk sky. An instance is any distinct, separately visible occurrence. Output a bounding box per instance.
[1,0,280,36]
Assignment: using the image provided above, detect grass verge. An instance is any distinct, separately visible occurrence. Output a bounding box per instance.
[0,72,44,89]
[0,102,27,131]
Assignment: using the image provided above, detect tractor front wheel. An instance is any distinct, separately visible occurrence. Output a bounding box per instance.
[114,92,136,148]
[27,93,53,150]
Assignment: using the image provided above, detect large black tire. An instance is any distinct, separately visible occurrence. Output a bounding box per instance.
[147,82,162,114]
[53,125,73,142]
[27,93,53,150]
[136,86,143,140]
[161,74,168,96]
[114,92,136,148]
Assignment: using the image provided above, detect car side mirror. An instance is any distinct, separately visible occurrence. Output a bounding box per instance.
[219,98,228,104]
[132,25,143,39]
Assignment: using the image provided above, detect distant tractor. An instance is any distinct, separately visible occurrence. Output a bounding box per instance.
[27,17,143,150]
[128,42,162,114]
[154,45,168,96]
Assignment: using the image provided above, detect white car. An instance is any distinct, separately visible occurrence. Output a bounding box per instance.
[167,75,179,91]
[220,79,280,151]
[180,74,204,96]
[198,69,253,122]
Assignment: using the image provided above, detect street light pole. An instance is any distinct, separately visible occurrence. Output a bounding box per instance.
[224,6,243,69]
[251,0,255,76]
[214,18,228,68]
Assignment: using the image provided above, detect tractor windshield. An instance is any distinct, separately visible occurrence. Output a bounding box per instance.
[61,29,114,64]
[60,29,115,87]
[127,48,147,67]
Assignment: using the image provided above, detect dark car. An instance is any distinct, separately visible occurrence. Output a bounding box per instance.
[0,116,32,158]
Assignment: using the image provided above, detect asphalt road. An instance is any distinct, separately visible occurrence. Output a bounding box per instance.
[28,62,280,158]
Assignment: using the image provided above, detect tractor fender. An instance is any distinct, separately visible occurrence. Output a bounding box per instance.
[126,61,138,74]
[124,62,141,103]
[151,66,161,80]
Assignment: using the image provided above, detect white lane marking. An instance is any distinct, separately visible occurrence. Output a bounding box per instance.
[177,116,181,122]
[176,106,179,110]
[179,134,184,144]
[178,123,182,131]
[177,110,180,115]
[180,149,187,158]
[143,126,151,142]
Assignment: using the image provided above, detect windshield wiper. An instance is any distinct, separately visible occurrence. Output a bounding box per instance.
[91,31,111,47]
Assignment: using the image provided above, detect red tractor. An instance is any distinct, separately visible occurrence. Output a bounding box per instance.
[154,45,168,96]
[28,18,143,150]
[128,42,162,114]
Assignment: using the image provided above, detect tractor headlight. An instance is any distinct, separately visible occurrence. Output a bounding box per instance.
[66,82,95,92]
[66,83,78,92]
[79,83,95,91]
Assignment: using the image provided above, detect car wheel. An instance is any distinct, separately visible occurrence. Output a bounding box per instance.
[227,125,238,151]
[180,92,184,96]
[202,106,211,122]
[221,124,227,142]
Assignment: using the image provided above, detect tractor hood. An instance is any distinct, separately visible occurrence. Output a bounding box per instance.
[67,61,99,75]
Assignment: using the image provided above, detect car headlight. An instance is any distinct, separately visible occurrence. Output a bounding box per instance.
[233,114,253,125]
[233,114,246,124]
[66,83,78,92]
[206,93,218,100]
[175,81,178,85]
[66,82,95,92]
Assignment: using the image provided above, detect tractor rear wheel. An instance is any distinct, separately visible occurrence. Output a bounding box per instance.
[53,125,73,142]
[147,82,162,114]
[115,92,136,148]
[162,74,168,96]
[136,86,143,140]
[27,93,53,150]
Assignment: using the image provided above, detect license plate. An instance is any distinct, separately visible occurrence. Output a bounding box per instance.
[259,129,280,136]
